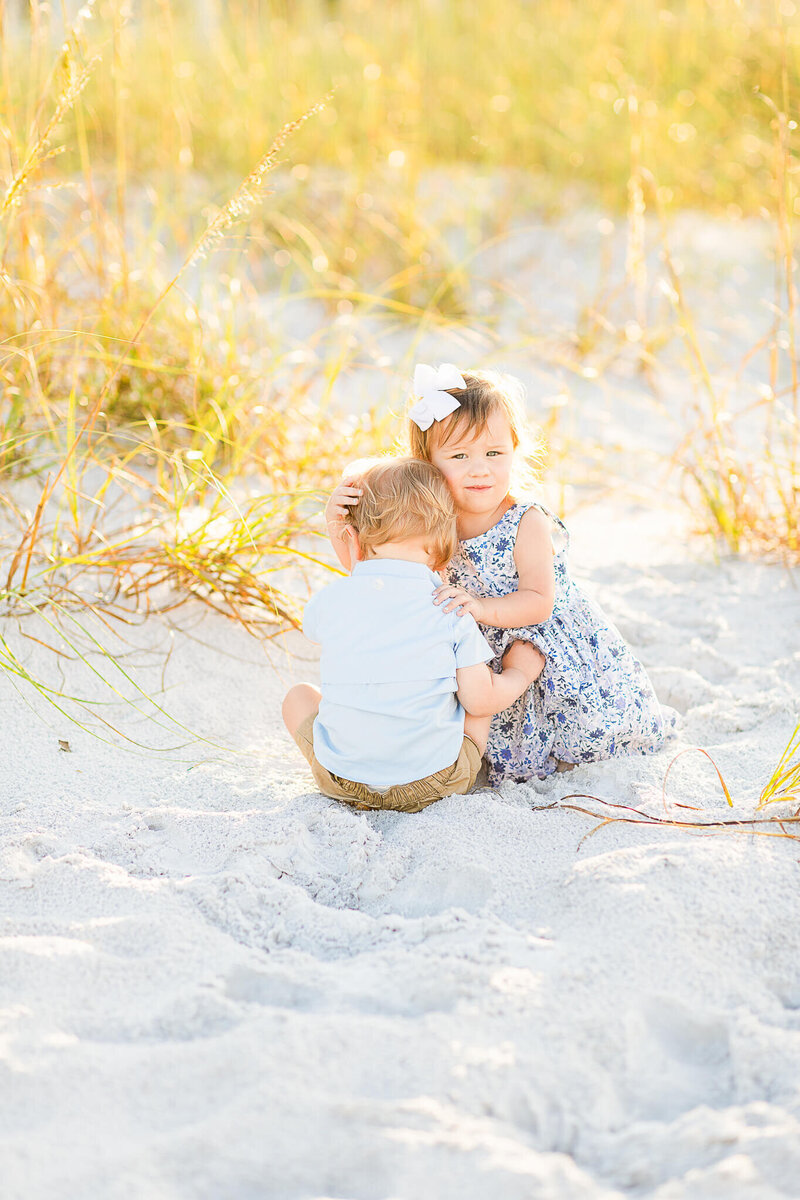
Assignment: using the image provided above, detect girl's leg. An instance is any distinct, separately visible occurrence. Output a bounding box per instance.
[282,683,322,737]
[463,712,492,754]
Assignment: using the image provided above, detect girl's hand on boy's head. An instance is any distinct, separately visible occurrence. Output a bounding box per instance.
[325,479,363,570]
[432,583,486,622]
[325,480,362,528]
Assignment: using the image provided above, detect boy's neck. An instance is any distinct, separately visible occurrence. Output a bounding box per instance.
[362,537,436,569]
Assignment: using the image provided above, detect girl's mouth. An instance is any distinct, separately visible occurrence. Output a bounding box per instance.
[466,485,492,491]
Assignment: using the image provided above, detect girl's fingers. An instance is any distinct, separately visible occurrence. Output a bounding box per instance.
[434,586,477,616]
[435,590,469,609]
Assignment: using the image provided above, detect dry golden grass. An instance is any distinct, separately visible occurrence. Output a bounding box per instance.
[1,0,798,755]
[558,720,800,843]
[5,0,798,210]
[615,76,800,563]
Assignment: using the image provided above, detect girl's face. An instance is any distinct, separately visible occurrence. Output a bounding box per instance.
[429,410,515,528]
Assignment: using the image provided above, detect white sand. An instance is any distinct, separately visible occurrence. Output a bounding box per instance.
[3,201,799,1196]
[2,493,799,1199]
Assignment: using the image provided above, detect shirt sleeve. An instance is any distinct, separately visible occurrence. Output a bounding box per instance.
[452,612,493,668]
[302,592,322,643]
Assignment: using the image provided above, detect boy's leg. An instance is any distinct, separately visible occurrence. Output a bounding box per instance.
[463,712,492,755]
[282,683,321,737]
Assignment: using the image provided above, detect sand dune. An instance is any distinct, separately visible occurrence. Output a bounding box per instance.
[2,495,799,1199]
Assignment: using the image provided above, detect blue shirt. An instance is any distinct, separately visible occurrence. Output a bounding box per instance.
[303,558,493,789]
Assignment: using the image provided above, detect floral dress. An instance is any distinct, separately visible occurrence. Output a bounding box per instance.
[447,502,675,784]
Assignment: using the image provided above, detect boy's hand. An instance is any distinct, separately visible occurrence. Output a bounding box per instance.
[433,583,486,622]
[502,640,546,684]
[325,479,362,531]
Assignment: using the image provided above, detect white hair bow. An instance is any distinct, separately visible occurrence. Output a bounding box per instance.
[408,362,466,430]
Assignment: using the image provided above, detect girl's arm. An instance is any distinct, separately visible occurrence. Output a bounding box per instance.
[325,479,363,569]
[435,508,555,628]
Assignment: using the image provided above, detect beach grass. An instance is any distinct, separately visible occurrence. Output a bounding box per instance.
[1,0,799,738]
[758,721,800,808]
[5,0,798,212]
[559,721,800,840]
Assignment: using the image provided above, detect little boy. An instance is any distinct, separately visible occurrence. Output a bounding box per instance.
[282,458,542,812]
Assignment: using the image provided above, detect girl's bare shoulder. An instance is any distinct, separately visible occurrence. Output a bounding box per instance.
[513,505,556,564]
[516,504,552,538]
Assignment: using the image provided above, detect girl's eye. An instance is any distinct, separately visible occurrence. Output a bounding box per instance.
[452,453,467,460]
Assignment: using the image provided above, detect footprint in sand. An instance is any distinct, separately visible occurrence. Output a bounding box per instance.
[382,862,493,919]
[648,666,718,714]
[627,997,732,1120]
[224,965,320,1011]
[223,963,461,1017]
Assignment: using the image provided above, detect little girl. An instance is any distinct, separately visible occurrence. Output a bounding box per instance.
[327,363,675,786]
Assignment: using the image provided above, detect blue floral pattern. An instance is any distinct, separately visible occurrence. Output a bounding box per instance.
[447,503,676,784]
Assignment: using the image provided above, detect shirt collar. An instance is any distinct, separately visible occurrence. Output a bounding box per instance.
[352,558,441,584]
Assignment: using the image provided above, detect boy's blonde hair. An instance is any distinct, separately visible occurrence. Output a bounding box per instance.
[406,368,542,494]
[343,457,457,571]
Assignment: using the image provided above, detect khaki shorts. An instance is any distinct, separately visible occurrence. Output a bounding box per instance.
[292,713,482,813]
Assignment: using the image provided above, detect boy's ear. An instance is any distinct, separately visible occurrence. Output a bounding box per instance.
[341,524,363,568]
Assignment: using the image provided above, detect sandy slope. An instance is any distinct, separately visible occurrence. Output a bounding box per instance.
[2,495,799,1200]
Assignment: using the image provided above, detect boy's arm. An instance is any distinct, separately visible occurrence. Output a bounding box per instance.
[435,508,555,628]
[456,642,544,718]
